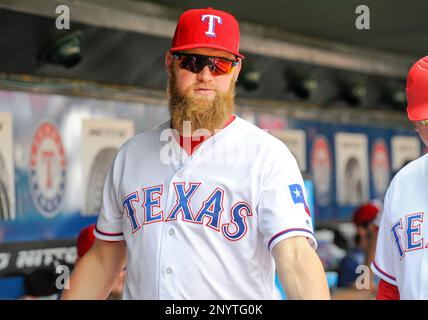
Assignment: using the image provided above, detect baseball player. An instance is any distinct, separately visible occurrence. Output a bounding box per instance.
[338,202,380,288]
[371,56,428,300]
[62,7,329,300]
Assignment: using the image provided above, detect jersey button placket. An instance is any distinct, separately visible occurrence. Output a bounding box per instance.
[158,174,181,299]
[157,133,185,299]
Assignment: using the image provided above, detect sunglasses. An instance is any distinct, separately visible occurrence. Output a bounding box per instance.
[418,120,428,126]
[173,53,239,76]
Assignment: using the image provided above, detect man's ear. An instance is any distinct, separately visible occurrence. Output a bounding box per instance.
[413,121,418,132]
[165,51,174,77]
[232,58,242,83]
[234,58,242,78]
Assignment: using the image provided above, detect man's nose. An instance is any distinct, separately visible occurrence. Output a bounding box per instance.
[197,65,214,82]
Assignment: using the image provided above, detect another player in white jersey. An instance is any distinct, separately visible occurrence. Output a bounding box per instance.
[371,56,428,300]
[62,7,329,300]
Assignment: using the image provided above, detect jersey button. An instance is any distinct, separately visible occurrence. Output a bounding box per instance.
[168,229,174,236]
[177,172,183,178]
[166,267,172,274]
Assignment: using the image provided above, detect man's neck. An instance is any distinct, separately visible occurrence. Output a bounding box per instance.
[171,114,236,156]
[172,114,235,138]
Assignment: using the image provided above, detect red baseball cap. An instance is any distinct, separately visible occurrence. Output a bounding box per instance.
[406,56,428,121]
[352,203,379,226]
[76,224,96,258]
[170,7,244,59]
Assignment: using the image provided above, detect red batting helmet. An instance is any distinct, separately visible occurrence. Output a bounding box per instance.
[352,203,379,226]
[406,56,428,121]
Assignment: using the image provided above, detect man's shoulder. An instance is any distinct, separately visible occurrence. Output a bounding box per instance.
[385,153,428,204]
[392,153,428,184]
[234,116,289,151]
[234,116,269,136]
[119,120,168,153]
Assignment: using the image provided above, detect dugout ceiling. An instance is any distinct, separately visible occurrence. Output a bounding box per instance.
[148,0,428,58]
[0,0,425,110]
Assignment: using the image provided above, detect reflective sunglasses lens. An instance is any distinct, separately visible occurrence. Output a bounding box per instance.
[419,120,428,126]
[210,57,234,76]
[176,54,235,76]
[178,55,201,73]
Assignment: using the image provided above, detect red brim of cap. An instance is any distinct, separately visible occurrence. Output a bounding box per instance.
[407,104,428,121]
[170,43,245,59]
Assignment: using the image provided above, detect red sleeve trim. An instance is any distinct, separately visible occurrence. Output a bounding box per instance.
[377,279,400,300]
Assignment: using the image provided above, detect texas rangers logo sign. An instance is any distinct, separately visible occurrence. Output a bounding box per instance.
[29,122,66,218]
[201,14,222,37]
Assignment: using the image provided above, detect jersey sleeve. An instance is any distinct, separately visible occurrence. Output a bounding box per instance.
[370,185,397,286]
[94,151,125,241]
[257,147,317,253]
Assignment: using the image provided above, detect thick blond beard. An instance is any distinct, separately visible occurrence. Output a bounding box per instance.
[168,71,236,136]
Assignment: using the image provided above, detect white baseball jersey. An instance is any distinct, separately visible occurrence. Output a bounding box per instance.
[95,115,317,299]
[371,154,428,299]
[371,198,383,228]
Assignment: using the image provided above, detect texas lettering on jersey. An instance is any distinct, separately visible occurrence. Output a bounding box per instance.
[390,212,428,260]
[123,182,253,241]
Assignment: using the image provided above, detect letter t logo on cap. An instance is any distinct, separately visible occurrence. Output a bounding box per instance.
[201,14,222,37]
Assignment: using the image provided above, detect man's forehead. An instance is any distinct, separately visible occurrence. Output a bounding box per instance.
[179,48,236,60]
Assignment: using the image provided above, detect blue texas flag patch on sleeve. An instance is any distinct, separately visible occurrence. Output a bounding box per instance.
[288,184,311,217]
